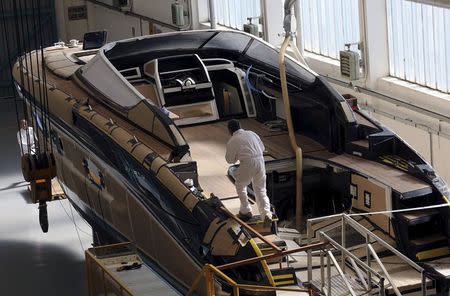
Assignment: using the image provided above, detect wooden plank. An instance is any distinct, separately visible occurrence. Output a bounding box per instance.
[199,175,236,198]
[182,119,325,200]
[327,153,429,194]
[239,118,287,138]
[220,196,258,216]
[51,178,65,198]
[182,122,233,199]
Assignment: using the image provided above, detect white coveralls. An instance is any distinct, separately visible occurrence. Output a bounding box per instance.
[225,129,272,219]
[17,127,36,155]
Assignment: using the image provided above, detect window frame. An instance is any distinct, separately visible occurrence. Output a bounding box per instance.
[386,0,450,94]
[213,0,263,32]
[300,0,362,61]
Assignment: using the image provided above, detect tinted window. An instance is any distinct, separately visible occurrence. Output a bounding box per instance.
[106,32,217,59]
[245,39,316,84]
[203,32,251,52]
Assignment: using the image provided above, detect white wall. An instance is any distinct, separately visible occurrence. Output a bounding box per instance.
[55,0,89,41]
[132,1,174,26]
[262,0,284,45]
[55,0,196,42]
[87,3,150,41]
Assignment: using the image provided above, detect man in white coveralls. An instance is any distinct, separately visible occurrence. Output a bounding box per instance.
[225,119,273,226]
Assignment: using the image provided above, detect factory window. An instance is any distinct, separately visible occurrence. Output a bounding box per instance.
[215,0,261,31]
[387,0,450,93]
[68,5,87,21]
[300,0,361,60]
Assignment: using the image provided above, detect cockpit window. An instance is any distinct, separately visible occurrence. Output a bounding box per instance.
[105,31,217,59]
[203,31,252,53]
[245,39,316,85]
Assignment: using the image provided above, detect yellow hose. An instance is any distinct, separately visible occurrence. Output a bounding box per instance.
[279,35,303,230]
[290,41,309,69]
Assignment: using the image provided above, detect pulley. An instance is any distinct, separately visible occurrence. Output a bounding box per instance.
[21,152,56,233]
[21,151,57,183]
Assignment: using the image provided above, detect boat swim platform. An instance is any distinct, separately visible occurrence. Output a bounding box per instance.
[85,242,179,296]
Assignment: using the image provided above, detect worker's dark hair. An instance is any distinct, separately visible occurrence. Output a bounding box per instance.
[227,119,240,134]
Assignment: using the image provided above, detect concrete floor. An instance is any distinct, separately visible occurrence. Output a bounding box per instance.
[0,100,92,295]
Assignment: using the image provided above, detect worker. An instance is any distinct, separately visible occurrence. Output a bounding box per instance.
[17,119,37,155]
[225,119,273,226]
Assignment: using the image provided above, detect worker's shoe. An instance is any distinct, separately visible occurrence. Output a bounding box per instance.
[263,215,273,228]
[237,211,253,222]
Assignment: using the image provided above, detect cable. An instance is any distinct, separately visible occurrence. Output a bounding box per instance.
[21,0,38,155]
[263,119,287,132]
[18,0,37,155]
[245,65,261,94]
[261,90,278,100]
[245,66,275,113]
[69,202,86,252]
[0,0,23,154]
[37,0,52,154]
[58,199,92,237]
[58,199,86,252]
[38,1,53,153]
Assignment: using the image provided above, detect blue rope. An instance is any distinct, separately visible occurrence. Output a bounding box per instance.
[245,65,262,94]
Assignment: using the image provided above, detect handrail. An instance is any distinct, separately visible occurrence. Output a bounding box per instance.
[307,212,432,296]
[187,264,312,296]
[368,244,402,296]
[319,232,383,279]
[187,242,326,296]
[307,212,426,282]
[307,213,343,281]
[219,206,282,253]
[327,250,357,296]
[217,241,326,270]
[342,215,424,272]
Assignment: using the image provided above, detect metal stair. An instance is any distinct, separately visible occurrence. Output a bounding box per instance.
[306,213,433,296]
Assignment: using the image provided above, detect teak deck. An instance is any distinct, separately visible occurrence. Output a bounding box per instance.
[312,151,430,194]
[182,118,430,208]
[181,119,326,200]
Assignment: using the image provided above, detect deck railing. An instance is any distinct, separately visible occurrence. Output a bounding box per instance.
[186,242,326,296]
[187,263,313,296]
[307,213,431,296]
